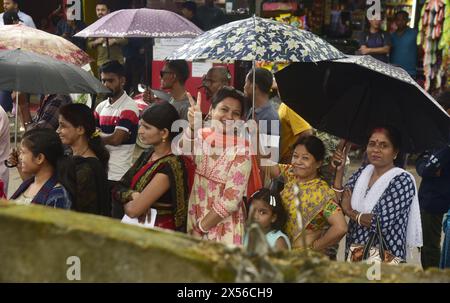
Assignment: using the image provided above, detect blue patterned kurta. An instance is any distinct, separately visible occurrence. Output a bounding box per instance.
[345,166,416,260]
[440,209,450,269]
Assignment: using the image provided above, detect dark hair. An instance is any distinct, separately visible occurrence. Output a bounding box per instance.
[59,103,110,171]
[247,68,274,95]
[181,1,197,13]
[21,128,76,201]
[292,135,325,162]
[395,10,409,20]
[96,0,109,9]
[99,60,125,78]
[141,102,180,141]
[211,86,247,117]
[368,125,402,152]
[3,11,21,24]
[249,188,287,231]
[436,90,450,111]
[165,60,190,85]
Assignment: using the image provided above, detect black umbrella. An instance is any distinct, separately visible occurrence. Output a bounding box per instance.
[0,49,110,146]
[275,55,450,153]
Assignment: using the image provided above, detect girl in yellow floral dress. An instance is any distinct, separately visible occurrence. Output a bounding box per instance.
[271,135,347,252]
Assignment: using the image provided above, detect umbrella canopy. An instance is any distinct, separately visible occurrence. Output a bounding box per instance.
[0,49,109,94]
[275,55,450,153]
[75,8,203,38]
[0,24,91,66]
[167,16,345,62]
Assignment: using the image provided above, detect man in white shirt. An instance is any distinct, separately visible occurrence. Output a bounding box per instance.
[0,0,36,27]
[94,60,139,218]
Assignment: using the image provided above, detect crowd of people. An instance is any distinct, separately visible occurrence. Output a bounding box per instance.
[357,10,418,79]
[0,0,449,271]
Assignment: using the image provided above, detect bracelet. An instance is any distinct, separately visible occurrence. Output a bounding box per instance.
[356,212,362,226]
[331,186,344,193]
[198,220,209,234]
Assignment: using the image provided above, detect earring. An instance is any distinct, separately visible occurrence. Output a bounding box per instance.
[162,137,167,143]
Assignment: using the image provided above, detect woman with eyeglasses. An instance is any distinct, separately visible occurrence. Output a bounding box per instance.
[332,126,422,262]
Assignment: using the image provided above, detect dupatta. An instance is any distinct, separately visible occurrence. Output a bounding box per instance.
[200,127,262,198]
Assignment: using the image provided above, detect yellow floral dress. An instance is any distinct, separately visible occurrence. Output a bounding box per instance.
[278,164,341,244]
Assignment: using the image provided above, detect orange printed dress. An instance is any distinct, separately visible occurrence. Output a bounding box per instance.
[186,131,252,246]
[278,164,342,245]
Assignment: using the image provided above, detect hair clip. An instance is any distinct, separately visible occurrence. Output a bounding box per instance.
[269,195,276,207]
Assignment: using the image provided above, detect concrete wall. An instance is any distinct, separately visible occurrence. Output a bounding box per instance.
[1,202,450,283]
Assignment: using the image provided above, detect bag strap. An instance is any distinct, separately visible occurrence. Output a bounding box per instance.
[362,216,388,261]
[362,229,377,260]
[376,217,386,260]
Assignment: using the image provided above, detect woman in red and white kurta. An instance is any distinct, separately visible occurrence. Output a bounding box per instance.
[179,87,261,245]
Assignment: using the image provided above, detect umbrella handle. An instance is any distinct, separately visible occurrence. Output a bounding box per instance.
[14,92,19,149]
[333,139,348,181]
[4,159,17,168]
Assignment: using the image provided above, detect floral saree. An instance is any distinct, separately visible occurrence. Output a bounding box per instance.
[278,164,341,245]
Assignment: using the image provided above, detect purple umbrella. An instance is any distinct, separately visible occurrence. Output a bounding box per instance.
[75,8,203,88]
[75,8,203,38]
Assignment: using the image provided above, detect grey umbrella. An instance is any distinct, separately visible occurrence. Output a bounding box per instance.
[0,49,110,146]
[0,49,109,94]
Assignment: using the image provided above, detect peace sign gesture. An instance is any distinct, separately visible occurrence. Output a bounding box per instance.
[187,92,202,132]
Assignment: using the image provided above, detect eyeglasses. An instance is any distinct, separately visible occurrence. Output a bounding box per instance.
[160,70,174,78]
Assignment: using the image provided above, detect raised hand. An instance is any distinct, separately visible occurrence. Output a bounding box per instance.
[187,92,202,132]
[6,148,19,168]
[143,88,156,104]
[331,140,352,171]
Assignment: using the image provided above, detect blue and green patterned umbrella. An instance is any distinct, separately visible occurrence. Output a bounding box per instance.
[167,16,345,62]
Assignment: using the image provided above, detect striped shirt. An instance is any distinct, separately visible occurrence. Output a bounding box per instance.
[95,92,139,181]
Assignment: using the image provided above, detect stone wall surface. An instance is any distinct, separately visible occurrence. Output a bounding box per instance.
[1,202,449,283]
